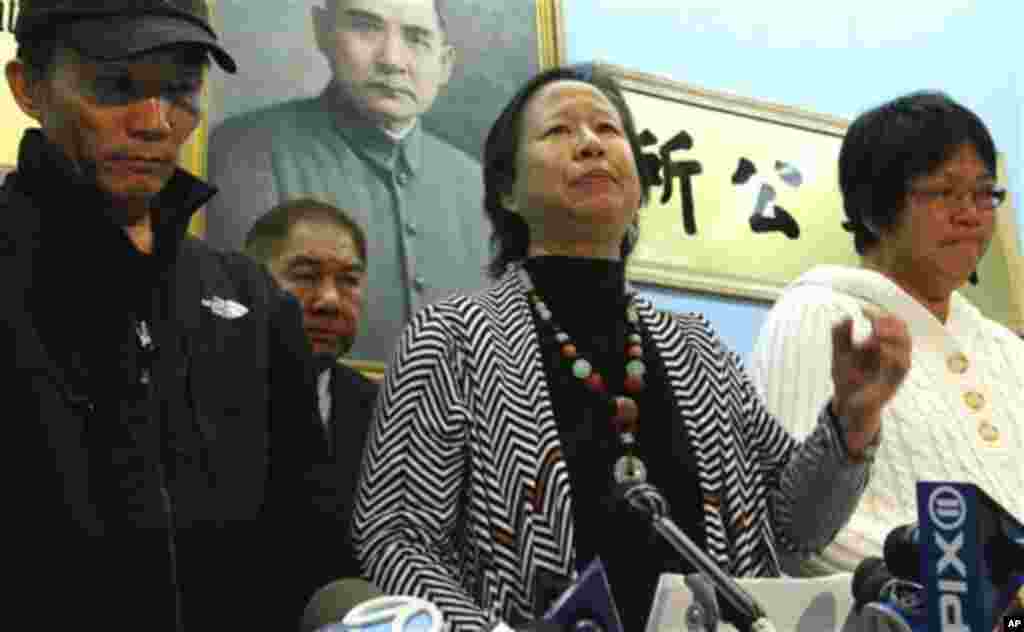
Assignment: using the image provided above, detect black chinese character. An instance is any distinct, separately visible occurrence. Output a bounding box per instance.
[731,157,801,239]
[657,130,703,235]
[637,129,664,188]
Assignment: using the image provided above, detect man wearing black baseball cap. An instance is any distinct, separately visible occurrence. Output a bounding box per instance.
[2,2,338,630]
[13,0,237,72]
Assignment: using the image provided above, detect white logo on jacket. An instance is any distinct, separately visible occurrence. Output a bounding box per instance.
[201,296,249,319]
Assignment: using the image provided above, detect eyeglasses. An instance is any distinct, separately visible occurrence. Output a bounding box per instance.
[908,184,1008,212]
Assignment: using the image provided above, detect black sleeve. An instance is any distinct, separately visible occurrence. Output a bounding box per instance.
[327,365,380,579]
[261,272,341,625]
[265,277,328,497]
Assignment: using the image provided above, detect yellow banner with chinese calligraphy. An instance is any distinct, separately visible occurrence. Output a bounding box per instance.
[604,63,1022,331]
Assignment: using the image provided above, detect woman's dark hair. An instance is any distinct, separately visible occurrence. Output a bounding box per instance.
[482,63,652,278]
[839,90,997,255]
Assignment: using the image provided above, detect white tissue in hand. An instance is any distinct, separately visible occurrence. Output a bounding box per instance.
[852,311,876,347]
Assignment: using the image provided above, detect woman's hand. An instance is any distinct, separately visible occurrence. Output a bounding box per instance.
[830,308,912,457]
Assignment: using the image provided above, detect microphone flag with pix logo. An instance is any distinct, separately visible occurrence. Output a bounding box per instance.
[916,482,1024,632]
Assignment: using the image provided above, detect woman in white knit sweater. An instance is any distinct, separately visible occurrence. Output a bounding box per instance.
[750,91,1024,574]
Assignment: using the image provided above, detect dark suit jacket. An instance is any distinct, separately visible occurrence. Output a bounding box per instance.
[310,363,379,579]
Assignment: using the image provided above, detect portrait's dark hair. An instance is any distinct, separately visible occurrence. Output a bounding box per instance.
[482,63,652,279]
[244,197,368,265]
[326,0,448,37]
[839,90,997,255]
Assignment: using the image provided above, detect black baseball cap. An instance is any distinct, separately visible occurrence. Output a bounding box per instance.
[15,0,237,73]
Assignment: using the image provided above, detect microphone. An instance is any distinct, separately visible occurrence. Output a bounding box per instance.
[886,517,1024,587]
[615,482,775,632]
[343,595,444,632]
[852,557,925,611]
[301,578,445,632]
[302,578,384,631]
[885,508,1024,600]
[915,482,1024,632]
[851,558,927,632]
[883,524,921,582]
[544,556,622,632]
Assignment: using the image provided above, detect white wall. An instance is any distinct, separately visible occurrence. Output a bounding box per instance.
[564,0,1024,356]
[1,32,38,166]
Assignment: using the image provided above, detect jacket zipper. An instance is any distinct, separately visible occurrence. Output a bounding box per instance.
[138,318,185,632]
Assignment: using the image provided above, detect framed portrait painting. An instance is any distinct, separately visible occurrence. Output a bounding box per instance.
[200,0,566,364]
[206,0,565,160]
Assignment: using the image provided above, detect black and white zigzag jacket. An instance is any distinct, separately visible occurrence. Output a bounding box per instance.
[352,268,869,630]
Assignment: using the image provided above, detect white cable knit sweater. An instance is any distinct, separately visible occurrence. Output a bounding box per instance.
[750,264,1024,572]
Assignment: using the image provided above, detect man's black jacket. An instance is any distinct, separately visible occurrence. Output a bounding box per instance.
[325,362,379,578]
[1,131,338,631]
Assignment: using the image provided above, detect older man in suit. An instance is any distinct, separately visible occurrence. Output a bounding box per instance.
[245,197,378,577]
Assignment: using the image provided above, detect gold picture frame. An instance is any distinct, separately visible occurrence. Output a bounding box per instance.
[181,90,211,237]
[536,0,568,70]
[598,61,1023,330]
[989,165,1024,331]
[341,358,386,384]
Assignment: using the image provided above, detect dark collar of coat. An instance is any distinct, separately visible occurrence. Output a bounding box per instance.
[8,129,217,266]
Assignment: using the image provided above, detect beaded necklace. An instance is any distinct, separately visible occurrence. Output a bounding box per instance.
[518,265,649,485]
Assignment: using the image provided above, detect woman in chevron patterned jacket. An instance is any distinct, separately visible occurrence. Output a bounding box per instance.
[351,64,912,632]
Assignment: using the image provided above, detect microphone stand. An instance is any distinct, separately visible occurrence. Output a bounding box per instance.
[619,483,776,632]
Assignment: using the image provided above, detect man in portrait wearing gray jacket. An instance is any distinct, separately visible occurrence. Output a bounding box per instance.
[206,0,489,363]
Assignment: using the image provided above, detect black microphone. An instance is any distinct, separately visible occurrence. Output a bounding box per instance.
[886,518,1024,586]
[852,557,890,607]
[615,482,775,632]
[883,523,921,582]
[851,557,925,613]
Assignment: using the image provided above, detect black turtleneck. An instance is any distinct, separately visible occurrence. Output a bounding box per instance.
[522,256,705,632]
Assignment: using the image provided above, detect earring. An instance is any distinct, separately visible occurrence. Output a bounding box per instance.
[625,222,640,249]
[862,214,880,237]
[500,192,518,213]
